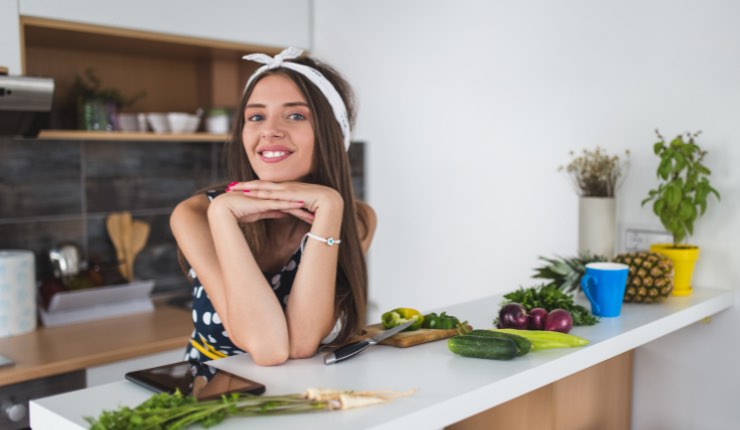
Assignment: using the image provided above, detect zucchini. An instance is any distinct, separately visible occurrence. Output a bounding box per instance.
[465,329,532,356]
[447,335,518,360]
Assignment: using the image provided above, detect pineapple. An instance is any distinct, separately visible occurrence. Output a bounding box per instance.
[613,252,674,303]
[533,252,607,293]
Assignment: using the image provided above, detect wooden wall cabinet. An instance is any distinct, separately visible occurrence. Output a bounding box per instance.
[22,16,285,135]
[18,0,310,51]
[17,0,311,137]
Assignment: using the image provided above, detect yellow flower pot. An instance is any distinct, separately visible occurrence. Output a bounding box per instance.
[649,243,700,296]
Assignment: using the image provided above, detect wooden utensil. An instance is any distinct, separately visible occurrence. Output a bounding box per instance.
[361,324,460,348]
[119,212,132,280]
[106,212,127,280]
[127,220,150,281]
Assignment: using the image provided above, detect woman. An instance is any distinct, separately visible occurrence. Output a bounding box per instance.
[171,47,376,366]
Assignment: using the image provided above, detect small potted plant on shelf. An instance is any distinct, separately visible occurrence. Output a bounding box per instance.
[72,68,146,131]
[561,147,629,259]
[641,130,720,296]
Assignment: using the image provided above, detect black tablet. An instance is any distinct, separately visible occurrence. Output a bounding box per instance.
[125,360,265,401]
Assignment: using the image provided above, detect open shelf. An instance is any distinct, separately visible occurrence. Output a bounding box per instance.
[21,16,271,135]
[38,130,229,142]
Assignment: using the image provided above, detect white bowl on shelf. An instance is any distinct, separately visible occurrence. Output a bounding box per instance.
[146,113,169,133]
[167,112,200,134]
[117,113,140,131]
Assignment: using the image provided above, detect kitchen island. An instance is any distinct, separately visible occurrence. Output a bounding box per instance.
[31,287,734,429]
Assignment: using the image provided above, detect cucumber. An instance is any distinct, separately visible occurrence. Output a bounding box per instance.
[465,329,532,356]
[447,335,519,360]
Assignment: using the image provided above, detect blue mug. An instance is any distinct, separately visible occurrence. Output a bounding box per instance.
[580,262,629,317]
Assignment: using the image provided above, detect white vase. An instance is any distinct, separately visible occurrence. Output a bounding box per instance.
[578,197,616,259]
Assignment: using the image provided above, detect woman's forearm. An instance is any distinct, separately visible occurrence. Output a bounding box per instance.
[207,201,290,365]
[285,196,344,357]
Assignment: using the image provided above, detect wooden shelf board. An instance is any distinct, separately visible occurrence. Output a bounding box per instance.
[22,16,283,58]
[38,130,229,142]
[0,304,192,386]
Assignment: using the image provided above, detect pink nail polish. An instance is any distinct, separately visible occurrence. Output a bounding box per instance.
[228,181,238,187]
[243,190,250,193]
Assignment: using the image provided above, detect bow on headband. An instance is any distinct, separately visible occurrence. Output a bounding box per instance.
[243,47,351,150]
[244,46,303,69]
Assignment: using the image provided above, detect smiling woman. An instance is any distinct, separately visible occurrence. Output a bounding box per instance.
[169,48,376,366]
[242,75,316,182]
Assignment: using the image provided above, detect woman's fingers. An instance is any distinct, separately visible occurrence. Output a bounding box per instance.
[226,180,306,204]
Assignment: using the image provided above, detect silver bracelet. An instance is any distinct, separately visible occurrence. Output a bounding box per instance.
[301,232,341,252]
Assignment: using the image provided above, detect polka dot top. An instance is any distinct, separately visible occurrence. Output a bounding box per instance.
[184,190,303,362]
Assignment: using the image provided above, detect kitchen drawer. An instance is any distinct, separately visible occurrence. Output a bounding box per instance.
[0,370,85,430]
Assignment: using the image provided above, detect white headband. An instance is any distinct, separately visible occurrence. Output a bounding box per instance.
[243,47,351,150]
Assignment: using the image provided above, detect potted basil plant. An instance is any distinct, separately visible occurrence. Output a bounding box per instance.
[641,130,720,296]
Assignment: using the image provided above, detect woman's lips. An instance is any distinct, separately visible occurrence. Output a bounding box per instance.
[258,149,292,163]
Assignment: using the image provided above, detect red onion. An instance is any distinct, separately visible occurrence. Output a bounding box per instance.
[528,307,548,330]
[498,303,529,330]
[544,309,573,333]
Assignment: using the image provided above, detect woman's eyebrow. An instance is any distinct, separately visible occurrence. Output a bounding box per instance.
[245,101,309,109]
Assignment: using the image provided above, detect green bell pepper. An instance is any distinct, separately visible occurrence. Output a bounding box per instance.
[421,311,460,330]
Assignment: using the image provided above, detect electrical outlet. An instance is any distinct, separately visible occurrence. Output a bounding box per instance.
[621,225,673,253]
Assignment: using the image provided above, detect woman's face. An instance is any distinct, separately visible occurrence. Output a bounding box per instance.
[242,74,315,182]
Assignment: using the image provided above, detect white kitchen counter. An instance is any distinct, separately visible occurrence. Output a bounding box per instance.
[31,287,734,430]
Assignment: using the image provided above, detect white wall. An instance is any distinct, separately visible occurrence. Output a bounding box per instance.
[0,0,22,74]
[313,0,739,428]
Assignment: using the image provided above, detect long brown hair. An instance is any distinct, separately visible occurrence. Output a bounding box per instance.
[225,56,367,347]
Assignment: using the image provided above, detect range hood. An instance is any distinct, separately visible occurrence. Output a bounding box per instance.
[0,74,55,137]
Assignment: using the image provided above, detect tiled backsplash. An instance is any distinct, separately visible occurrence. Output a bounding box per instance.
[0,137,365,296]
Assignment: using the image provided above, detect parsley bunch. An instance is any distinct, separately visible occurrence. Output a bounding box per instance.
[86,388,414,429]
[500,284,599,326]
[86,390,317,430]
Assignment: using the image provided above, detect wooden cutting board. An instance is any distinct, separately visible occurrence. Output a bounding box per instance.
[362,323,459,348]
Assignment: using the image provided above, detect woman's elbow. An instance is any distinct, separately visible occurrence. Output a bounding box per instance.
[232,336,290,366]
[251,350,289,366]
[289,340,320,359]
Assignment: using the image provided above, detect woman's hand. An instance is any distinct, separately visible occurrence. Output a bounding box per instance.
[209,187,303,225]
[226,180,344,225]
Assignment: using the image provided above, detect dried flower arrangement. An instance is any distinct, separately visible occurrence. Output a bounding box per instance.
[560,147,630,197]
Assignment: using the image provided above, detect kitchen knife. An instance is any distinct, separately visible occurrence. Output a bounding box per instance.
[324,318,416,365]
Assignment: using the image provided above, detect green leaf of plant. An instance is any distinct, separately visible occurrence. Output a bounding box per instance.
[673,153,687,173]
[697,197,707,215]
[653,198,665,216]
[709,185,721,200]
[657,159,670,180]
[653,142,663,155]
[665,183,682,209]
[679,199,696,221]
